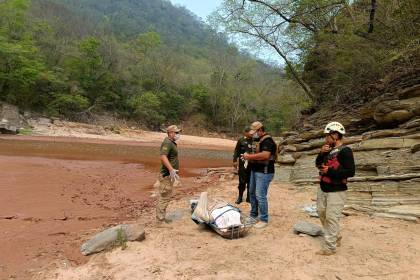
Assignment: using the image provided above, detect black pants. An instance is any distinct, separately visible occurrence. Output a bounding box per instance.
[238,161,250,199]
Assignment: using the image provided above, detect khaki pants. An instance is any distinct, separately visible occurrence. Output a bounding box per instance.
[317,187,346,251]
[156,175,174,221]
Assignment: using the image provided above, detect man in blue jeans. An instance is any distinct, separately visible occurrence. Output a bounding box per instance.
[242,121,277,229]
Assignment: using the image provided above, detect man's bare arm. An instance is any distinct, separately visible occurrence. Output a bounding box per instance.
[160,155,174,173]
[243,151,271,161]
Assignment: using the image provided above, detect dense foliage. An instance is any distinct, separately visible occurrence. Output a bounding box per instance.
[0,0,308,134]
[214,0,420,108]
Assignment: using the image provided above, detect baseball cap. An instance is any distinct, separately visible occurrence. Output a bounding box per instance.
[249,121,263,134]
[165,125,182,133]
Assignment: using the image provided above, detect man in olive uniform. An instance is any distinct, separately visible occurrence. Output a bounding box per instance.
[156,125,181,223]
[233,128,252,204]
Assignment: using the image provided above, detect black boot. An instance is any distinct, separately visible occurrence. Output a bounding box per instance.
[245,188,250,203]
[235,194,243,204]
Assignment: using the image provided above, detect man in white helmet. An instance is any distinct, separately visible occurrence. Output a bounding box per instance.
[315,121,355,255]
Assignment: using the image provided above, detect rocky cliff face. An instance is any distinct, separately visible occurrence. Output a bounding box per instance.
[276,68,420,222]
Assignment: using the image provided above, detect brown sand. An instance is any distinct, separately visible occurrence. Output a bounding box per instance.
[2,123,420,279]
[36,180,420,280]
[0,133,234,280]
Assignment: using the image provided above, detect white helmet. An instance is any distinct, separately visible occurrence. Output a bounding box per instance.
[324,121,345,135]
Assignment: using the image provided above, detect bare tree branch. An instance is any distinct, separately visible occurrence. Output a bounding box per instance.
[247,0,318,33]
[237,15,314,100]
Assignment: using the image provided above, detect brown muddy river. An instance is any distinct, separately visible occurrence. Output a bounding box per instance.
[0,136,233,280]
[0,137,232,175]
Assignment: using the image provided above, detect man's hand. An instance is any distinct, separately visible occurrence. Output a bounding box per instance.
[319,164,329,174]
[242,153,250,160]
[321,144,331,153]
[170,169,180,181]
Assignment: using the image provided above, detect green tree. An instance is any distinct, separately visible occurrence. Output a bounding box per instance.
[49,93,90,117]
[135,31,161,57]
[0,0,48,108]
[66,37,119,109]
[128,91,164,128]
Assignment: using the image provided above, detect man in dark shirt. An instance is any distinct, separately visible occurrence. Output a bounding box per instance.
[315,121,355,255]
[233,128,252,204]
[156,125,181,223]
[242,121,277,229]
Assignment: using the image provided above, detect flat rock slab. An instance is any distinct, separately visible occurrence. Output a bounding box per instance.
[81,223,145,256]
[293,221,323,236]
[356,137,420,151]
[387,205,420,218]
[278,154,296,164]
[374,212,418,222]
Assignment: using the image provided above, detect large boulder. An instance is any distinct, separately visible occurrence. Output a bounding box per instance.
[81,224,145,256]
[373,97,420,125]
[0,102,22,134]
[293,221,323,236]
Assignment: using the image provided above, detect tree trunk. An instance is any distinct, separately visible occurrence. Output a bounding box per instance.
[269,43,315,101]
[368,0,377,33]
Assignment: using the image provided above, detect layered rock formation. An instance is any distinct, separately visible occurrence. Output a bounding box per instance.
[276,73,420,222]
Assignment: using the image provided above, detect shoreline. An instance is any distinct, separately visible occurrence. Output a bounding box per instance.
[19,118,237,151]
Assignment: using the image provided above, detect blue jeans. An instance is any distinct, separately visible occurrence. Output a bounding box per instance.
[249,171,274,222]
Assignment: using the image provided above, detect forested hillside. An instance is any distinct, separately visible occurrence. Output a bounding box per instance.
[0,0,307,134]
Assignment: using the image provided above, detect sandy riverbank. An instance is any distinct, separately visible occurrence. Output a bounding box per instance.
[36,179,420,280]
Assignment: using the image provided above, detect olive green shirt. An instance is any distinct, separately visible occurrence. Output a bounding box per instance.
[160,137,179,176]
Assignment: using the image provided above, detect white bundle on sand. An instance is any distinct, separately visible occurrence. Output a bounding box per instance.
[211,206,241,230]
[192,192,210,222]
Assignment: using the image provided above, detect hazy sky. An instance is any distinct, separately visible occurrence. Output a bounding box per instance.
[170,0,223,20]
[169,0,280,65]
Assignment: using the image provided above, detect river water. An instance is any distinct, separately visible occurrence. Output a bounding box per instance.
[0,136,232,174]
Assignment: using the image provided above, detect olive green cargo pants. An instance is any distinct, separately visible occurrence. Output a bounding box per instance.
[316,187,346,251]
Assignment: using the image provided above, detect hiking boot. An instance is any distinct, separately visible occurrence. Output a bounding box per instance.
[163,218,172,224]
[337,236,342,247]
[254,221,268,229]
[315,249,336,256]
[244,216,257,225]
[235,196,243,204]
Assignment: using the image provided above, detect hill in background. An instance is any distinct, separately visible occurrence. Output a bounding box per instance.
[0,0,307,135]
